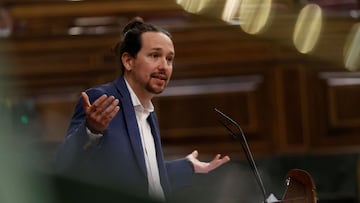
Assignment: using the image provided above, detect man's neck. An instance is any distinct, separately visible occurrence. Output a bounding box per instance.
[124,75,154,109]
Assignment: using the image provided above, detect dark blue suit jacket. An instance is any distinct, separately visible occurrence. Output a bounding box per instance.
[56,76,193,199]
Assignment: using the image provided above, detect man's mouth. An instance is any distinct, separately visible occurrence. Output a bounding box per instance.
[151,73,167,81]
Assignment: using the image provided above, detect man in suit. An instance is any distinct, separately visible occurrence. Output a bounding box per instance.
[56,17,230,202]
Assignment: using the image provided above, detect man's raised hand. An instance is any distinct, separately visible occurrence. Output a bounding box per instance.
[82,92,120,133]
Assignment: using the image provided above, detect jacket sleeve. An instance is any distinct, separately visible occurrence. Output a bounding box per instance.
[55,88,105,177]
[165,158,194,190]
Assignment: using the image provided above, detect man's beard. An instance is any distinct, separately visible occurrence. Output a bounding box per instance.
[145,81,167,94]
[146,72,169,94]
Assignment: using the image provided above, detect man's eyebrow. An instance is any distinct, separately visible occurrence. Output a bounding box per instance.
[150,47,175,55]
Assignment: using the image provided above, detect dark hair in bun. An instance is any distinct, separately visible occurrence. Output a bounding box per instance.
[113,17,172,75]
[122,16,145,34]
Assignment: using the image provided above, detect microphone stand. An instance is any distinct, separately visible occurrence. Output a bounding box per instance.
[214,108,268,203]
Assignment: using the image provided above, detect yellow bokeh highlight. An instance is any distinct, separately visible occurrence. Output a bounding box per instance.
[344,23,360,71]
[238,0,272,34]
[176,0,213,14]
[222,0,241,23]
[293,4,322,54]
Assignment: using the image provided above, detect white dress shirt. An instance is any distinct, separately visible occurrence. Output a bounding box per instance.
[126,80,165,201]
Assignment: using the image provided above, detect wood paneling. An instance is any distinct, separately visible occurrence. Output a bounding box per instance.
[151,72,277,158]
[309,72,360,148]
[10,1,182,18]
[1,0,360,160]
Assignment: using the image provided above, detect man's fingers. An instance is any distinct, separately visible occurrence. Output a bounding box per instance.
[82,92,109,113]
[98,96,116,112]
[108,106,120,119]
[210,154,230,169]
[91,94,108,112]
[210,154,221,163]
[103,99,120,119]
[192,150,199,158]
[222,155,230,162]
[82,92,91,109]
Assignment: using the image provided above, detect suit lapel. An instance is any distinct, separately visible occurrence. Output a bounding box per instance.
[115,77,147,176]
[147,112,171,193]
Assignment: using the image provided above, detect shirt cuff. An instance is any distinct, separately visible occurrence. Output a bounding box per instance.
[83,127,103,150]
[86,127,103,140]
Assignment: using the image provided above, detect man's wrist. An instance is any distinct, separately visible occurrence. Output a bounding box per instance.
[86,121,103,134]
[84,127,103,150]
[86,127,103,138]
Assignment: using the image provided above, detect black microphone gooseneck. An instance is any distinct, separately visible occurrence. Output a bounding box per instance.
[214,108,268,203]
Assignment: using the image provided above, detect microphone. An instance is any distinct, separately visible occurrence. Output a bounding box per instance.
[214,108,268,203]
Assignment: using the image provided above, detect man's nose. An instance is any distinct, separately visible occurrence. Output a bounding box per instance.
[159,57,170,70]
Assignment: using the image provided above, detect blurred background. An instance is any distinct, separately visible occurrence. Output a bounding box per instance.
[0,0,360,202]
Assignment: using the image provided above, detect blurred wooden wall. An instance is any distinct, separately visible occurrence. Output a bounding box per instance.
[1,0,360,162]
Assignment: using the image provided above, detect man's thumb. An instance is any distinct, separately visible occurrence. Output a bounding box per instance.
[81,92,91,108]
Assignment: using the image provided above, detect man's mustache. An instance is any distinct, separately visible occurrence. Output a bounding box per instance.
[151,72,168,80]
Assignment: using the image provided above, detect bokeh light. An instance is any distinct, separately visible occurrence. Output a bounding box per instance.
[222,0,241,24]
[176,0,213,14]
[238,0,272,34]
[344,23,360,71]
[293,4,322,54]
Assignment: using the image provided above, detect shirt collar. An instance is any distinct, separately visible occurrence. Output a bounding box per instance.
[125,78,154,113]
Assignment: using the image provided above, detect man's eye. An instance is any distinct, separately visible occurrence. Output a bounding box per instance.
[150,53,159,58]
[167,57,174,63]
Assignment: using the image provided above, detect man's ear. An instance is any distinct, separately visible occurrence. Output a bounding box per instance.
[121,52,134,71]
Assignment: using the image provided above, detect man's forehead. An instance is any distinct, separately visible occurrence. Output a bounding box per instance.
[141,32,174,52]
